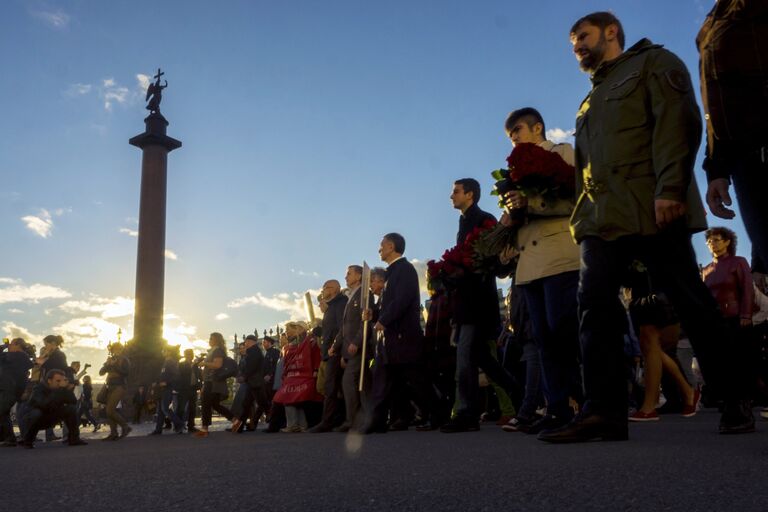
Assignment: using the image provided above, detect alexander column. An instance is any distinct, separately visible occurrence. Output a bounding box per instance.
[128,68,181,382]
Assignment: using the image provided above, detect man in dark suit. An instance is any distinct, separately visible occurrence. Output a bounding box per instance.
[363,233,435,433]
[231,335,269,432]
[441,178,516,433]
[331,265,374,431]
[310,280,348,432]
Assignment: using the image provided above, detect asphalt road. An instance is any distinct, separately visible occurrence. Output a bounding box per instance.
[5,410,768,512]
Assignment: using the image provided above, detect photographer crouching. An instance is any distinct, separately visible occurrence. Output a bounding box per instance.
[21,369,87,449]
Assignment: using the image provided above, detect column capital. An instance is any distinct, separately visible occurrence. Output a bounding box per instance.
[129,112,182,151]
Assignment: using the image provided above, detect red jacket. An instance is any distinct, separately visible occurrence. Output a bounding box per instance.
[702,254,754,321]
[272,335,323,405]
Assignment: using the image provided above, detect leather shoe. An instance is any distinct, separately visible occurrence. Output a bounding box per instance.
[719,401,755,435]
[537,413,628,443]
[525,414,570,435]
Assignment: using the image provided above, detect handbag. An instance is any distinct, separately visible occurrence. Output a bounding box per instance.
[96,385,109,405]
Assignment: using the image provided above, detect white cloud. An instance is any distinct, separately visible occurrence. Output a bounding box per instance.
[21,209,54,238]
[32,10,71,29]
[410,259,428,293]
[7,309,24,314]
[215,313,229,320]
[58,296,134,319]
[119,227,138,237]
[165,249,178,261]
[102,78,115,88]
[0,283,71,304]
[227,290,319,321]
[546,128,575,144]
[1,321,41,342]
[54,316,121,350]
[137,74,151,91]
[0,278,21,284]
[290,268,320,278]
[65,83,92,96]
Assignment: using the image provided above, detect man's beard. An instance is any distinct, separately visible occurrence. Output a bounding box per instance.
[579,35,607,73]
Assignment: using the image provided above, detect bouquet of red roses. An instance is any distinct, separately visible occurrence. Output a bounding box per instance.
[427,218,498,289]
[475,143,576,263]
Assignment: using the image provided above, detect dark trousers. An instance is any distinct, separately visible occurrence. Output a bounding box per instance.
[24,405,80,443]
[456,324,519,420]
[0,391,17,442]
[578,229,745,418]
[132,403,144,423]
[342,357,371,428]
[78,400,99,427]
[176,389,197,429]
[154,387,183,432]
[319,355,345,428]
[368,356,434,429]
[519,271,583,419]
[731,154,768,271]
[201,381,232,427]
[237,384,269,424]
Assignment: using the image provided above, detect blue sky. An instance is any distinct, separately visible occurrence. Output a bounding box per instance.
[0,0,748,371]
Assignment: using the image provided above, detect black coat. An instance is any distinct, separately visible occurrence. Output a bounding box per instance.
[177,361,202,392]
[454,203,501,337]
[333,287,374,361]
[321,293,348,360]
[241,345,265,388]
[263,347,280,381]
[0,351,33,398]
[28,382,76,414]
[378,258,424,365]
[39,348,68,382]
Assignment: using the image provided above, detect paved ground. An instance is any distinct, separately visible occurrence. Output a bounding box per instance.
[5,410,768,512]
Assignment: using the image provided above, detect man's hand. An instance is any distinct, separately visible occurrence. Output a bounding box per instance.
[347,343,358,356]
[654,199,686,229]
[502,191,527,210]
[374,321,385,333]
[328,346,336,357]
[362,309,373,322]
[706,178,736,219]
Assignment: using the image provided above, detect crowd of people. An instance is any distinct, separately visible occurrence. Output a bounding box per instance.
[2,4,768,448]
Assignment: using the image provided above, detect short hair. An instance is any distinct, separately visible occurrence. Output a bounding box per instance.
[348,265,363,275]
[705,226,738,256]
[45,369,67,381]
[570,11,625,50]
[209,332,227,349]
[454,178,481,204]
[383,233,406,254]
[505,108,546,137]
[43,334,64,347]
[371,267,387,281]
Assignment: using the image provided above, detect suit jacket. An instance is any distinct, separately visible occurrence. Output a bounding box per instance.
[333,287,374,361]
[321,293,348,360]
[378,258,424,365]
[241,345,265,388]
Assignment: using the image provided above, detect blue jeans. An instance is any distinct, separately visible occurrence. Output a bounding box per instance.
[731,153,768,271]
[518,341,543,419]
[155,387,183,432]
[519,271,582,419]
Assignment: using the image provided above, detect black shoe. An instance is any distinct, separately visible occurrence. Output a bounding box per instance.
[187,427,199,433]
[333,423,351,433]
[537,413,628,443]
[439,417,480,433]
[119,426,132,439]
[388,419,409,432]
[67,438,88,446]
[501,414,540,433]
[525,414,570,435]
[414,420,437,432]
[308,423,332,434]
[719,401,756,435]
[101,434,118,441]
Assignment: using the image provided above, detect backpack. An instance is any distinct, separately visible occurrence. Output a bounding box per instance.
[214,356,238,381]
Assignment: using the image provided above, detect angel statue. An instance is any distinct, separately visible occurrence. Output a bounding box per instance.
[145,68,167,114]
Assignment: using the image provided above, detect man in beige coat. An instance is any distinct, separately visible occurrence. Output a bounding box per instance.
[500,107,582,434]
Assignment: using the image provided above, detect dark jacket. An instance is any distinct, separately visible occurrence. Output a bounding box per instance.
[99,355,131,386]
[698,0,768,180]
[158,358,180,390]
[39,348,67,382]
[321,293,348,360]
[333,287,374,361]
[0,351,34,398]
[571,39,707,242]
[28,382,76,414]
[177,360,202,392]
[133,388,147,406]
[378,258,424,365]
[454,203,501,337]
[263,347,280,382]
[241,345,265,388]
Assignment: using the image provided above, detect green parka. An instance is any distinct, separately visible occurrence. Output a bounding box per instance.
[570,39,707,243]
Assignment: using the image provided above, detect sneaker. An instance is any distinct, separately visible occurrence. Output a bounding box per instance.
[629,410,660,422]
[495,415,514,426]
[502,415,536,433]
[681,387,701,418]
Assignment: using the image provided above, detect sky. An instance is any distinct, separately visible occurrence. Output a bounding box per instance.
[0,0,750,375]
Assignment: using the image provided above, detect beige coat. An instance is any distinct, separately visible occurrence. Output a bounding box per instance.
[514,140,580,285]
